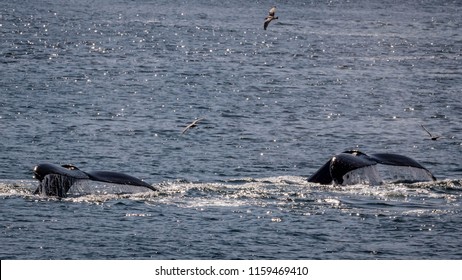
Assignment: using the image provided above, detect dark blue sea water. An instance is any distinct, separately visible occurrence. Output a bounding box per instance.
[1,0,461,259]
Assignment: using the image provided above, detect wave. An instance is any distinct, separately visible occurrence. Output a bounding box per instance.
[1,177,461,206]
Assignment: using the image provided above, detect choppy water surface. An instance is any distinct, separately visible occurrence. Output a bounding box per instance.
[1,0,461,259]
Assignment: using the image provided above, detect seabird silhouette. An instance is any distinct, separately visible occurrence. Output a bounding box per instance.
[264,6,278,30]
[182,117,205,134]
[421,124,442,141]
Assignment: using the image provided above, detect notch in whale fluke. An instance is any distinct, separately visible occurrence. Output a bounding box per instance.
[308,150,436,185]
[33,163,157,197]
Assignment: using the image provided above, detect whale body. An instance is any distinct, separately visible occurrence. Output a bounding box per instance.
[308,150,436,185]
[33,163,157,197]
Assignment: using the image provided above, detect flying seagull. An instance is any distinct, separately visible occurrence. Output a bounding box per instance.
[421,124,442,141]
[182,117,205,134]
[264,6,278,30]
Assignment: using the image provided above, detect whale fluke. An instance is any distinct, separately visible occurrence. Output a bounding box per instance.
[308,150,436,185]
[33,163,157,197]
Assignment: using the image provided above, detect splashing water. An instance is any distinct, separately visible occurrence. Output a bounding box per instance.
[342,165,436,186]
[35,174,77,197]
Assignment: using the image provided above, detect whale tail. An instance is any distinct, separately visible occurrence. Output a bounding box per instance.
[308,150,436,185]
[33,163,157,197]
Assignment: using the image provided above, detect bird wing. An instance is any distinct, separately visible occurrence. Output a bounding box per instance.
[182,118,204,134]
[264,18,271,30]
[182,124,193,134]
[421,124,433,137]
[269,7,276,17]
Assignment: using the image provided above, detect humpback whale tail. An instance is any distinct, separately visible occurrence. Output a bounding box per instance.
[33,163,157,197]
[308,150,436,185]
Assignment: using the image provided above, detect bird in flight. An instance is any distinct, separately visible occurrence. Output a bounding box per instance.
[264,6,278,30]
[182,117,205,134]
[421,124,442,141]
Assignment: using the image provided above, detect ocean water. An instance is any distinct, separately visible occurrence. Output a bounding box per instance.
[1,0,461,259]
